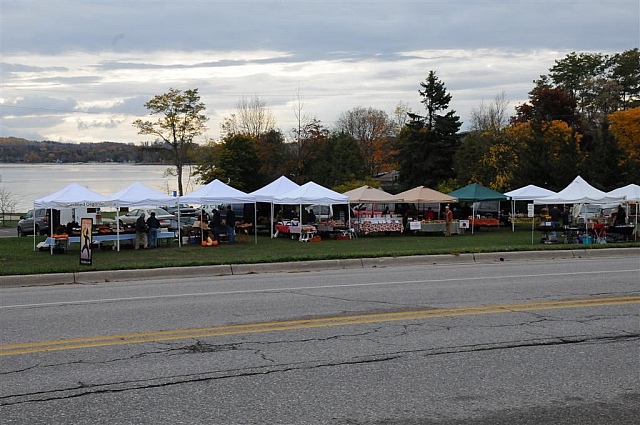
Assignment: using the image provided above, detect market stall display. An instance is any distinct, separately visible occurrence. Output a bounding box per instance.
[44,231,175,250]
[468,218,500,227]
[351,218,403,235]
[315,220,349,237]
[408,220,464,235]
[274,221,318,240]
[448,183,508,234]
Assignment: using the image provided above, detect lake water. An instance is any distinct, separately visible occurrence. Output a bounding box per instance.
[0,163,202,212]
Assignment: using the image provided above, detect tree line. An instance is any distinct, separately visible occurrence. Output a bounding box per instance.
[138,49,637,196]
[3,49,638,196]
[0,137,167,164]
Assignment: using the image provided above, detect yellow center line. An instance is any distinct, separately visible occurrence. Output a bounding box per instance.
[2,295,639,356]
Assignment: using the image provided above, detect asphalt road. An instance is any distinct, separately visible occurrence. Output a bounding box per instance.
[1,257,639,424]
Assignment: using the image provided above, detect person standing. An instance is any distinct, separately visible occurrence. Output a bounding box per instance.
[550,205,562,226]
[614,205,627,226]
[146,211,161,248]
[135,213,148,249]
[561,206,571,226]
[445,205,454,236]
[307,208,317,224]
[225,205,236,244]
[209,208,222,244]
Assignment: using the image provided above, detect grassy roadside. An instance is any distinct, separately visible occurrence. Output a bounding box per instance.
[1,225,638,276]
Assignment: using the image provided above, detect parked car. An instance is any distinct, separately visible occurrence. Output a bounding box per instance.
[17,209,50,236]
[161,203,198,217]
[202,204,246,222]
[119,208,177,230]
[352,203,396,217]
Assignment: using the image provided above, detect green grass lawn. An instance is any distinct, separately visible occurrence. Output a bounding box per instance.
[1,225,638,276]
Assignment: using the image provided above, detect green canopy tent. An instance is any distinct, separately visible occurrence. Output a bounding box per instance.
[448,183,508,234]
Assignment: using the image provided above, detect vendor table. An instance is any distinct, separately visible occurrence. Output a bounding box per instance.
[413,221,464,235]
[44,231,175,250]
[316,223,349,236]
[469,218,501,227]
[351,219,403,235]
[274,223,318,241]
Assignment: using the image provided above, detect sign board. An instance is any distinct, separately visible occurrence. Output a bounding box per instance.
[459,220,470,229]
[527,203,535,218]
[409,221,421,230]
[80,218,93,266]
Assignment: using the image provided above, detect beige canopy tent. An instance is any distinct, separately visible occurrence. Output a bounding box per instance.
[396,186,458,203]
[343,185,404,203]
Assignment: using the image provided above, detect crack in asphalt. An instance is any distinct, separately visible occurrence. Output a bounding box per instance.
[2,333,637,407]
[0,355,402,406]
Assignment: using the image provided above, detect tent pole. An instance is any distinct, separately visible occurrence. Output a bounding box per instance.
[254,202,257,244]
[472,204,475,234]
[177,195,181,248]
[116,207,120,252]
[511,199,515,232]
[49,208,53,256]
[33,203,36,252]
[271,202,274,238]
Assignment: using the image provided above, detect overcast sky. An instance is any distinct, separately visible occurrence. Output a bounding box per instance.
[1,0,638,144]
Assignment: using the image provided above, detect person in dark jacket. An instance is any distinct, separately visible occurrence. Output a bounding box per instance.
[561,206,571,226]
[135,213,148,249]
[209,208,222,244]
[550,205,562,226]
[146,211,161,248]
[225,205,236,244]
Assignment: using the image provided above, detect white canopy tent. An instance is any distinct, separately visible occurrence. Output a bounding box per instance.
[534,176,626,233]
[181,179,258,244]
[504,184,557,232]
[250,176,300,238]
[33,182,115,253]
[273,181,351,225]
[109,182,177,250]
[534,176,624,205]
[607,183,640,241]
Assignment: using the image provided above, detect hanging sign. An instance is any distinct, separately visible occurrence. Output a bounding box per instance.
[527,204,535,218]
[80,218,93,266]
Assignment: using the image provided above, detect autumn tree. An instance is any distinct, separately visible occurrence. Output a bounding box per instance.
[609,107,640,182]
[506,120,581,191]
[133,88,208,195]
[391,101,412,136]
[455,92,513,191]
[396,71,461,189]
[335,106,395,177]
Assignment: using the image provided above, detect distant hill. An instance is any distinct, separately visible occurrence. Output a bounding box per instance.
[0,138,165,163]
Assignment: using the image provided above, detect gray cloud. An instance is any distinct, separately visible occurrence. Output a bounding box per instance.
[0,1,637,143]
[77,118,123,130]
[0,96,78,117]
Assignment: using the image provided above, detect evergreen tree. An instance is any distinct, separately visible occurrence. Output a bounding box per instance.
[396,71,461,189]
